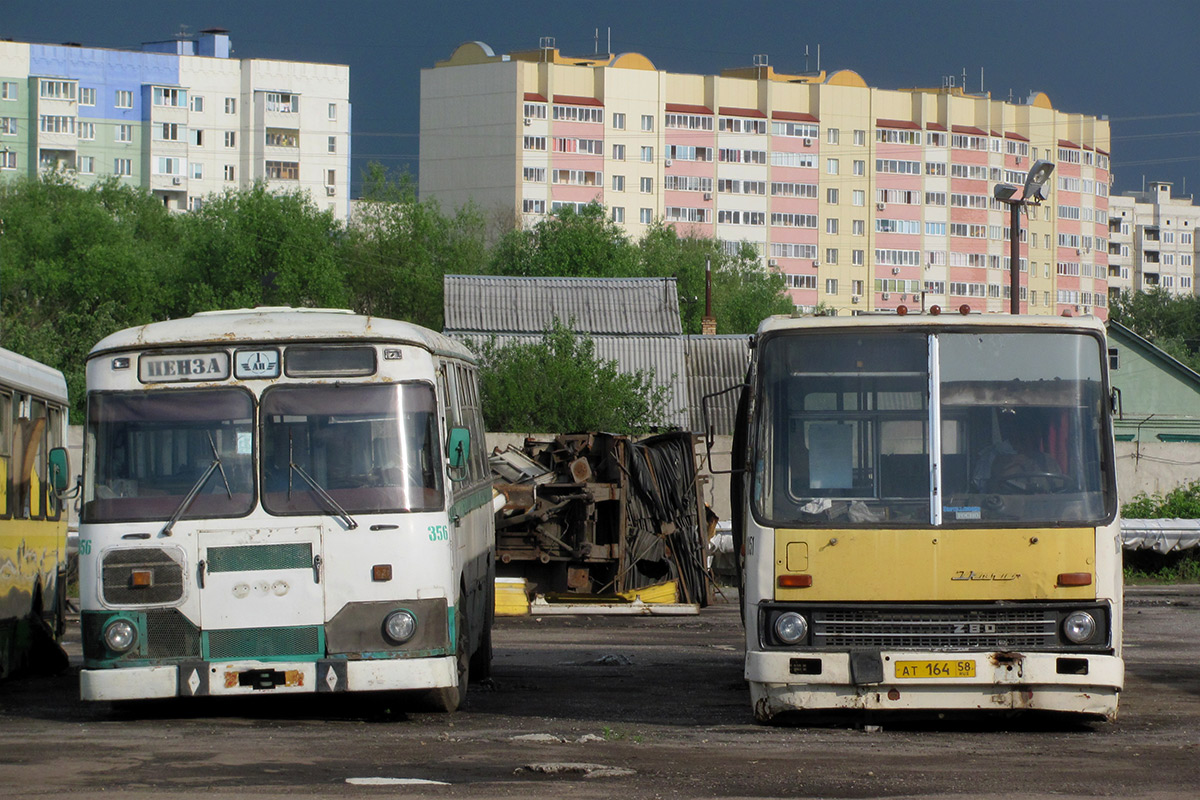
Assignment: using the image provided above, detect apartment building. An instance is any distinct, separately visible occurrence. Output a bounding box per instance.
[421,40,1111,318]
[0,30,350,219]
[1107,183,1198,300]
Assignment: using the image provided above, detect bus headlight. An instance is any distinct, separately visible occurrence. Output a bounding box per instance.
[1062,611,1097,644]
[103,619,137,653]
[774,611,809,645]
[382,609,417,644]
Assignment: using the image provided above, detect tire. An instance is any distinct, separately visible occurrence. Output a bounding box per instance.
[468,580,494,681]
[425,605,469,712]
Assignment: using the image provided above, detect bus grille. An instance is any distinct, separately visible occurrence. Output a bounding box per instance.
[102,548,185,605]
[205,626,323,660]
[813,608,1058,650]
[145,609,202,658]
[206,543,313,573]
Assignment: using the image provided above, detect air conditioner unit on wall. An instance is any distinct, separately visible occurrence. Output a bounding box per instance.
[703,192,712,201]
[876,202,886,211]
[892,267,900,274]
[882,292,890,300]
[803,138,812,147]
[851,295,860,303]
[768,258,778,267]
[326,186,335,196]
[524,118,531,126]
[664,159,672,167]
[172,177,181,185]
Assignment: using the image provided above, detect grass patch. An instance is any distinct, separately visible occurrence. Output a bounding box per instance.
[1124,550,1200,585]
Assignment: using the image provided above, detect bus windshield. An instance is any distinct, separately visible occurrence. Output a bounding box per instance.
[261,382,443,515]
[754,329,1113,527]
[85,388,255,523]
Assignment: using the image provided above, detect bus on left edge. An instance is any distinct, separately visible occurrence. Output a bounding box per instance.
[0,347,71,679]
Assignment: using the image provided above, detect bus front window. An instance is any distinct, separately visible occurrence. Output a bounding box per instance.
[940,332,1112,524]
[83,389,255,523]
[755,332,931,525]
[261,383,443,516]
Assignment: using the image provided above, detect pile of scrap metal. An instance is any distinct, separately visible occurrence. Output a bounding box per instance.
[490,432,709,607]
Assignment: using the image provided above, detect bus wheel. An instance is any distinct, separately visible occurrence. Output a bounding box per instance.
[469,581,494,681]
[426,606,469,712]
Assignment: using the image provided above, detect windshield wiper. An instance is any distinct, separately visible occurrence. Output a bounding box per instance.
[160,432,232,537]
[287,431,359,530]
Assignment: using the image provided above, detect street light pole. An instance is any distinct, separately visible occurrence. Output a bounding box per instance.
[994,159,1055,315]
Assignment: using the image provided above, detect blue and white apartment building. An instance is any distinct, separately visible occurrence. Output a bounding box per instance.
[0,29,351,218]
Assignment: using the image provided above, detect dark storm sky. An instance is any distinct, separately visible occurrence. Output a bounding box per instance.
[5,0,1199,197]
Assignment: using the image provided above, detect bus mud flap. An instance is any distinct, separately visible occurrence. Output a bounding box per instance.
[849,650,884,685]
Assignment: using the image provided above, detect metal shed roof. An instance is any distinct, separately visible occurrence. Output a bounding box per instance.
[443,275,683,336]
[684,335,752,435]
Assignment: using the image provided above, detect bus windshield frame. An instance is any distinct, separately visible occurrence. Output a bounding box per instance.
[752,327,1116,529]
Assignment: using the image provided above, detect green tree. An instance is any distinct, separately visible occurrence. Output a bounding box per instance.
[477,320,671,433]
[1110,289,1200,371]
[171,183,348,316]
[343,164,487,329]
[638,222,792,334]
[0,174,178,419]
[488,203,640,278]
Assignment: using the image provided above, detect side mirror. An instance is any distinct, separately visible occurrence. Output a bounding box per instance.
[447,427,471,476]
[48,447,70,494]
[701,383,749,475]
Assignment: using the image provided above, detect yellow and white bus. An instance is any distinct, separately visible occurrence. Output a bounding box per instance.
[78,308,495,710]
[0,347,71,678]
[729,312,1122,721]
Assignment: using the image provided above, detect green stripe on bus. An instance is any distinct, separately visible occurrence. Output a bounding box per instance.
[450,485,493,520]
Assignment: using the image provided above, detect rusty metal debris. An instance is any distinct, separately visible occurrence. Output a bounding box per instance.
[491,432,709,607]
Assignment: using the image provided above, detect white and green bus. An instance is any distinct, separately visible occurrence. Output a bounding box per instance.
[78,308,495,710]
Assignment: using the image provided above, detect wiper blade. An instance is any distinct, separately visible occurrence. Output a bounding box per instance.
[288,431,358,530]
[160,433,232,537]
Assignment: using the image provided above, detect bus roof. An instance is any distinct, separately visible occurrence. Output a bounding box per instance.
[87,308,478,364]
[757,313,1106,337]
[0,347,69,404]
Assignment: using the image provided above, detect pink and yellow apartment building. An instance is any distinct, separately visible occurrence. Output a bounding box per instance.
[420,41,1110,319]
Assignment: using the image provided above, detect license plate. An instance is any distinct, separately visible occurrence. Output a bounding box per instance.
[894,660,976,679]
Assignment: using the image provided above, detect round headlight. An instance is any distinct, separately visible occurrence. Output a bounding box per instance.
[382,609,417,644]
[774,611,809,645]
[1063,611,1097,644]
[103,619,137,653]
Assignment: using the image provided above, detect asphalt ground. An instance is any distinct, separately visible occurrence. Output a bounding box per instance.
[0,585,1197,799]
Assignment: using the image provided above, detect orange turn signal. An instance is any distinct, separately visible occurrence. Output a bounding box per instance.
[130,569,153,588]
[777,574,813,588]
[1057,572,1092,587]
[372,564,393,582]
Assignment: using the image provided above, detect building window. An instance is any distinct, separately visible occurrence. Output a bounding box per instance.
[827,128,839,145]
[853,129,866,146]
[115,90,133,109]
[523,135,546,151]
[640,208,653,224]
[328,102,337,120]
[326,169,336,186]
[852,189,865,206]
[265,161,300,180]
[328,136,337,153]
[115,124,132,143]
[114,158,132,176]
[825,279,838,295]
[1,82,17,101]
[612,143,625,161]
[191,95,204,112]
[158,122,181,141]
[852,250,864,266]
[522,199,545,214]
[826,188,839,204]
[188,196,204,212]
[224,165,236,181]
[77,121,96,140]
[225,131,237,148]
[40,115,78,134]
[612,112,625,129]
[0,117,16,136]
[225,97,237,114]
[853,160,865,176]
[523,167,546,182]
[640,177,653,194]
[153,87,186,107]
[0,150,15,170]
[827,158,839,175]
[77,155,95,174]
[641,146,653,163]
[40,79,76,100]
[78,87,96,106]
[612,207,625,223]
[155,157,183,175]
[852,219,865,236]
[826,218,839,234]
[191,162,204,179]
[266,129,299,147]
[265,92,298,113]
[825,248,838,265]
[612,175,625,192]
[641,114,653,131]
[191,129,204,146]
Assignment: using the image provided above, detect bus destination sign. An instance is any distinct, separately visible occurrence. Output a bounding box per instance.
[139,352,231,383]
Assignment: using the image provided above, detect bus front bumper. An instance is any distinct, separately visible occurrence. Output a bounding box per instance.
[80,656,457,701]
[746,650,1123,721]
